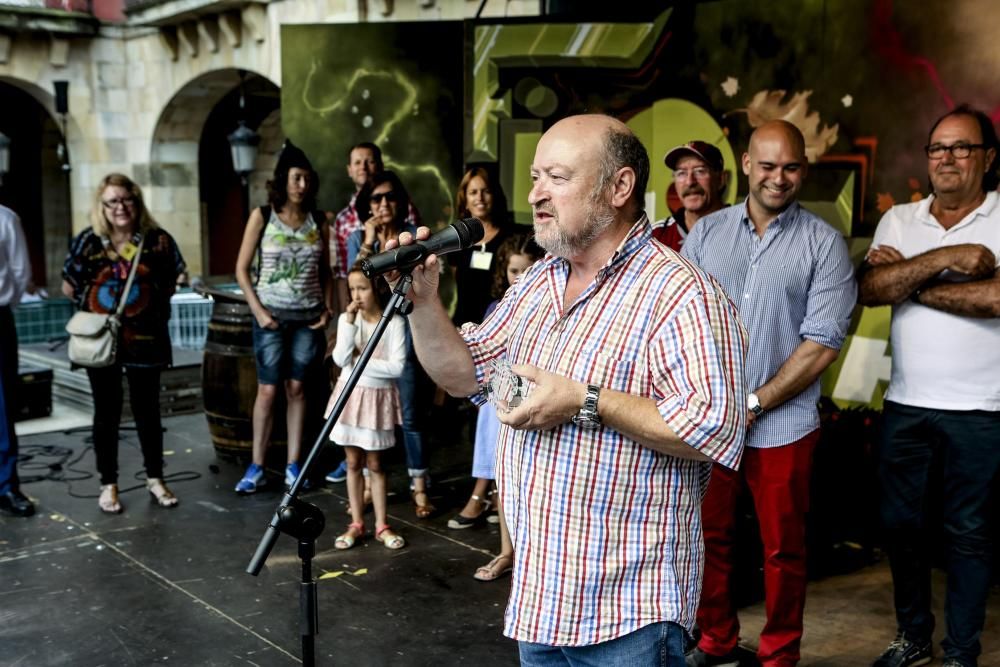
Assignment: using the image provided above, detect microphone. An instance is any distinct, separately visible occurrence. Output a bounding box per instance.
[361,217,485,278]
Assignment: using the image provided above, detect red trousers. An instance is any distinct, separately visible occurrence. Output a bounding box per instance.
[696,430,820,667]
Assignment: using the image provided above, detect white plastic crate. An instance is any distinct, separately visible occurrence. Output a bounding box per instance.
[168,291,213,350]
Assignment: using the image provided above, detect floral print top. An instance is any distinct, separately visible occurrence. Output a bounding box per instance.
[255,208,325,316]
[63,227,186,367]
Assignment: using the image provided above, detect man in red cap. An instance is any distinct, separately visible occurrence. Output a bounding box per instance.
[653,140,729,251]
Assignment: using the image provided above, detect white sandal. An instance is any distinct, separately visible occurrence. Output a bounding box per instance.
[375,524,405,550]
[99,484,123,514]
[146,478,179,508]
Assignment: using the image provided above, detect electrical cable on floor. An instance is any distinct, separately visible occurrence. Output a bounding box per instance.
[17,426,201,500]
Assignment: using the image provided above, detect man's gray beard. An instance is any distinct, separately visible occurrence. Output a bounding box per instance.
[533,196,616,258]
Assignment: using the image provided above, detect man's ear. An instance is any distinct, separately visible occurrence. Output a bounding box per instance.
[609,167,636,209]
[741,152,751,177]
[719,170,730,197]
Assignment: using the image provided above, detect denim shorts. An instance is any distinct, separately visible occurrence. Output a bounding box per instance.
[251,318,324,385]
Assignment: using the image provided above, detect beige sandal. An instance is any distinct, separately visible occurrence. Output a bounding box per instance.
[473,553,513,582]
[98,484,122,514]
[375,524,405,550]
[146,478,179,508]
[335,522,364,550]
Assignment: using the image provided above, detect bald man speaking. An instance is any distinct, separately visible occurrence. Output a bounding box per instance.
[681,121,857,667]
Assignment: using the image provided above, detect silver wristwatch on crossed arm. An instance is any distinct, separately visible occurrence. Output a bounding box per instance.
[747,391,764,417]
[571,384,602,430]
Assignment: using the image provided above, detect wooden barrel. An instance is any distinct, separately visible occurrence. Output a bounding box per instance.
[200,289,285,461]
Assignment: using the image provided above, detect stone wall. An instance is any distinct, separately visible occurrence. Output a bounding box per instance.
[0,0,540,278]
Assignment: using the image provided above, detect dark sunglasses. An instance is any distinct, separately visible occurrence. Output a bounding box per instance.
[370,191,397,204]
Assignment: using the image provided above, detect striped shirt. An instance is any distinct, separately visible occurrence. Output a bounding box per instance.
[681,200,856,448]
[256,209,324,313]
[460,215,748,646]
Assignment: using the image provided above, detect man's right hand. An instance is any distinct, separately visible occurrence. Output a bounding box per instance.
[383,227,440,306]
[946,243,996,278]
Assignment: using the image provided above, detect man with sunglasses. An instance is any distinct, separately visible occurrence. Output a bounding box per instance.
[859,105,1000,667]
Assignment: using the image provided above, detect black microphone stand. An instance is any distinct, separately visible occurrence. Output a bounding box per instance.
[246,272,415,667]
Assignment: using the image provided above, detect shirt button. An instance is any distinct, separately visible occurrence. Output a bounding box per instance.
[744,293,750,299]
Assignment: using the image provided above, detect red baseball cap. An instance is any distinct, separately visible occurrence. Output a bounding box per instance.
[664,141,724,171]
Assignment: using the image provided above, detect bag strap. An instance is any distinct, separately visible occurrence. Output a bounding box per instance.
[113,235,145,318]
[253,206,272,286]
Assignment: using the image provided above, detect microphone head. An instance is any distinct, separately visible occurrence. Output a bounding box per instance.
[455,217,485,246]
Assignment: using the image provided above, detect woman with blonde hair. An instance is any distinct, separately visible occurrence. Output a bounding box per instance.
[62,173,186,513]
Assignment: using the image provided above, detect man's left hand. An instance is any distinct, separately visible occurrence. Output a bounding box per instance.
[496,364,585,431]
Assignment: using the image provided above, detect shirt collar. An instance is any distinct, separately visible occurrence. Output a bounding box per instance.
[919,191,998,230]
[543,214,652,282]
[738,198,800,232]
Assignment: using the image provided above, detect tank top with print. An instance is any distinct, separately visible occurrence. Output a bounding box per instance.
[255,208,324,313]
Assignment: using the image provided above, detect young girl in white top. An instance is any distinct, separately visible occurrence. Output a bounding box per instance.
[327,265,406,550]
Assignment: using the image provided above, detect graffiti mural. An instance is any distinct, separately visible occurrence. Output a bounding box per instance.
[281,22,465,229]
[283,0,1000,409]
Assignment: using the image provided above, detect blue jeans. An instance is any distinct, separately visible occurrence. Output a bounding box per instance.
[0,305,20,495]
[518,622,688,667]
[879,401,1000,665]
[251,318,324,385]
[397,322,426,477]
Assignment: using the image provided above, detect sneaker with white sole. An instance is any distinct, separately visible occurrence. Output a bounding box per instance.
[325,460,348,483]
[872,633,932,667]
[285,462,311,490]
[235,463,266,494]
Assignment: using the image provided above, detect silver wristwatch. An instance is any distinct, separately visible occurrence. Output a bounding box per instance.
[571,384,602,430]
[747,392,764,417]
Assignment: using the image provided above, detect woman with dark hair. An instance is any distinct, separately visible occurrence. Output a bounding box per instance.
[61,173,186,513]
[450,166,513,327]
[233,141,334,494]
[341,170,434,519]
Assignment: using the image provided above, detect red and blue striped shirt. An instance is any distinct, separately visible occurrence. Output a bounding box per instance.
[460,215,748,646]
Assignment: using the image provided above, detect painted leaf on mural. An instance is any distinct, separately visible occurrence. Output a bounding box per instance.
[728,90,839,162]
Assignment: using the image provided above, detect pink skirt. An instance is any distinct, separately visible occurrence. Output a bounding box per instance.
[326,378,401,451]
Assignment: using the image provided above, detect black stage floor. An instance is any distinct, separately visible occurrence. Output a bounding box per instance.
[1,409,517,666]
[5,409,998,666]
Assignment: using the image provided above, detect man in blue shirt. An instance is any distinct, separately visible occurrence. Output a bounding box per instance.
[681,120,856,667]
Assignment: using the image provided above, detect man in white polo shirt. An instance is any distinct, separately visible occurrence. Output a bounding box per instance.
[859,105,1000,667]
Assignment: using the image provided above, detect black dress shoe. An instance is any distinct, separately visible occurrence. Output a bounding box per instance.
[0,489,35,517]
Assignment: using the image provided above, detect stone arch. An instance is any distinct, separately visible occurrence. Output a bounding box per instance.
[147,68,280,279]
[0,76,72,292]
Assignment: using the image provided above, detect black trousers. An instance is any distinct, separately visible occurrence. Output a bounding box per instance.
[86,364,164,485]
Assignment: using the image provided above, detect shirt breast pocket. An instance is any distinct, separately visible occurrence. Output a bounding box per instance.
[573,349,641,394]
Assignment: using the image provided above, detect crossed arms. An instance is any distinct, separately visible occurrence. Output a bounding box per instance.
[858,243,1000,318]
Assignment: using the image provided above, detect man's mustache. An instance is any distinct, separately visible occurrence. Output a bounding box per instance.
[681,186,706,197]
